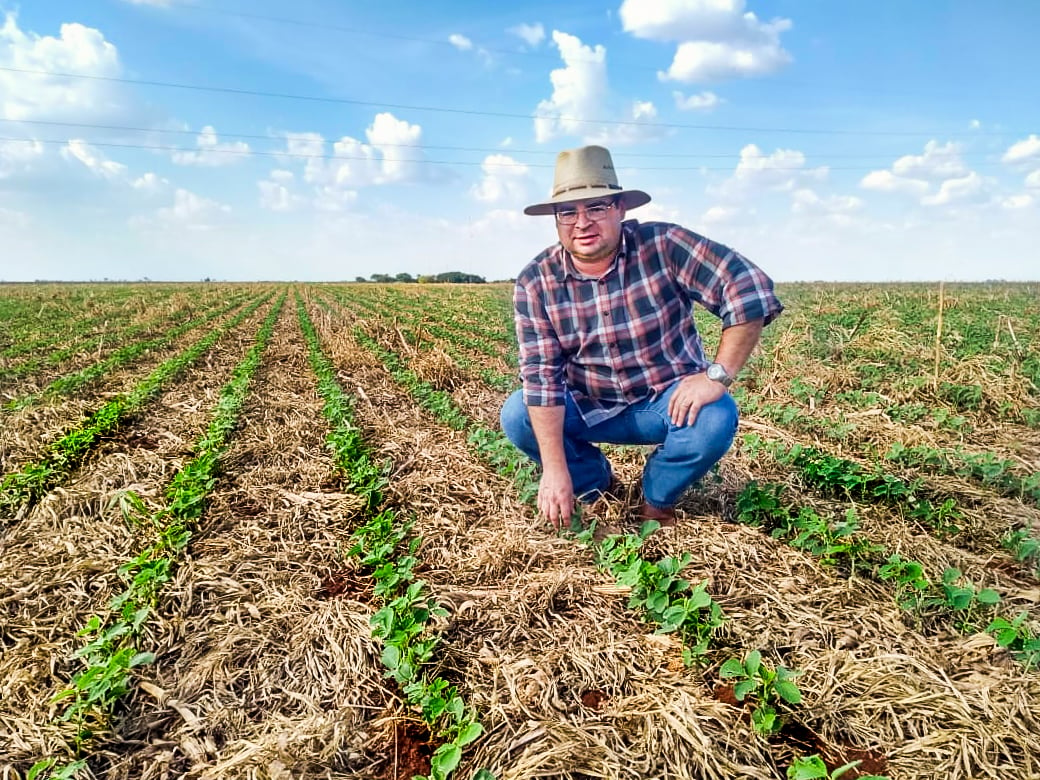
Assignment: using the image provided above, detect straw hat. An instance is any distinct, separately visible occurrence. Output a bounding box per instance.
[524,145,651,216]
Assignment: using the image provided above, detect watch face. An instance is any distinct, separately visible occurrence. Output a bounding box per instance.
[707,363,730,384]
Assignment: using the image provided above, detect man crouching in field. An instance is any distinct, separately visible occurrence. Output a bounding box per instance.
[500,145,783,530]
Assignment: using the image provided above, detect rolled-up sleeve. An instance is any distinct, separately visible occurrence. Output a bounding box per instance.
[515,276,566,407]
[666,226,783,328]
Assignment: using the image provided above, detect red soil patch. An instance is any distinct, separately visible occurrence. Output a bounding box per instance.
[317,568,373,601]
[713,684,887,777]
[378,720,433,780]
[580,689,609,711]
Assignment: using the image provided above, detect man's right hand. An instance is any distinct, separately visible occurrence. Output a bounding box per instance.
[537,464,574,530]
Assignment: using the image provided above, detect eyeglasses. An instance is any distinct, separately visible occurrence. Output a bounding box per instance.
[554,200,616,226]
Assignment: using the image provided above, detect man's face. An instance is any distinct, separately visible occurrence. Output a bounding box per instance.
[554,197,626,264]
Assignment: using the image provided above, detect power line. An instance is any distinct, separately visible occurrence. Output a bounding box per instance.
[0,65,1017,138]
[135,1,994,102]
[1,118,1010,161]
[0,136,1016,172]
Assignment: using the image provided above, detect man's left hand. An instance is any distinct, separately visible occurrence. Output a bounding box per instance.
[668,372,727,427]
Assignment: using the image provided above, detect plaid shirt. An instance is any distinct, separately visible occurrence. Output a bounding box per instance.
[514,219,783,425]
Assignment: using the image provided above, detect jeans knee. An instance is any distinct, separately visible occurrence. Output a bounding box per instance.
[500,390,529,445]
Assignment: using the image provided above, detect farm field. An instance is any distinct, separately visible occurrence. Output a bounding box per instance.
[1,280,1039,780]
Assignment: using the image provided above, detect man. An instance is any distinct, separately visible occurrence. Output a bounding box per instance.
[500,145,783,529]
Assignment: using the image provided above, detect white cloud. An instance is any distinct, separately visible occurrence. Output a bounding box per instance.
[534,31,607,143]
[860,169,929,196]
[673,90,722,111]
[891,140,965,180]
[172,125,251,166]
[714,144,827,198]
[619,0,793,82]
[0,13,127,122]
[791,188,863,215]
[61,139,127,180]
[448,33,473,51]
[921,172,985,206]
[508,22,545,47]
[534,31,663,145]
[0,138,44,178]
[471,154,531,204]
[258,169,304,212]
[1001,194,1033,209]
[1002,134,1040,166]
[702,205,740,224]
[1026,170,1040,189]
[131,172,169,193]
[134,188,231,231]
[273,114,432,210]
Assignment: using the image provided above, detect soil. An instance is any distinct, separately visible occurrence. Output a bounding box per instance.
[316,567,373,601]
[377,720,433,780]
[580,689,609,711]
[713,684,888,777]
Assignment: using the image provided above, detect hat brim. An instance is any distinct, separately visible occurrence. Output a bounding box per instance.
[524,187,651,216]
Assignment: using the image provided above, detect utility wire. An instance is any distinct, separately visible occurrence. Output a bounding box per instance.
[2,136,1014,172]
[0,65,1015,137]
[1,118,1006,161]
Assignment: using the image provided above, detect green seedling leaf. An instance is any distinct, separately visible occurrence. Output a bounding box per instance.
[431,742,462,779]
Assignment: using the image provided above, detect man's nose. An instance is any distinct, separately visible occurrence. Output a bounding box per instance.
[573,206,594,227]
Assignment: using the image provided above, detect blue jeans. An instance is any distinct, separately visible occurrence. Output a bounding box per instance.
[499,381,739,509]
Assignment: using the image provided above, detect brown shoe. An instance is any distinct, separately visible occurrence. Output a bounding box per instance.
[637,501,677,528]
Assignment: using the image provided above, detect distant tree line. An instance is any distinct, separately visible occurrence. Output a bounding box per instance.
[357,272,486,284]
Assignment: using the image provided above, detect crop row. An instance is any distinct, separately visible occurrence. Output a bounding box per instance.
[29,293,285,780]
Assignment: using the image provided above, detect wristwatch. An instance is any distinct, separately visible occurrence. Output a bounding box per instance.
[705,362,734,388]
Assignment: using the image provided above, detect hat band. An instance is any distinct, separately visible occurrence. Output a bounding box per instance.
[552,182,622,197]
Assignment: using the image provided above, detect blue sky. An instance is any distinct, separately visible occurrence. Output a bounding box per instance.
[1,0,1037,282]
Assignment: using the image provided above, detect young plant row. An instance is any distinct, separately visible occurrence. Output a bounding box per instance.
[5,294,253,411]
[28,293,285,780]
[1,291,251,388]
[352,315,888,775]
[735,478,1040,670]
[743,435,965,538]
[352,319,730,664]
[0,292,273,521]
[0,286,169,360]
[296,295,490,780]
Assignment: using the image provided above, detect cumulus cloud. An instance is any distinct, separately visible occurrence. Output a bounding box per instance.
[921,171,986,206]
[131,172,169,193]
[1002,134,1040,166]
[0,138,44,178]
[673,90,722,111]
[61,139,127,180]
[861,140,990,208]
[860,169,929,196]
[258,169,305,212]
[534,32,607,143]
[714,144,827,199]
[1027,170,1040,189]
[791,188,863,215]
[272,114,434,210]
[134,188,231,231]
[0,13,129,122]
[1001,194,1033,210]
[172,126,251,166]
[619,0,793,82]
[448,33,473,51]
[891,140,966,180]
[471,154,532,205]
[702,205,740,224]
[534,31,663,145]
[508,22,545,47]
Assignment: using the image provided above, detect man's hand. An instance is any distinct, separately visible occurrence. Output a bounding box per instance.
[668,372,727,427]
[537,464,574,529]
